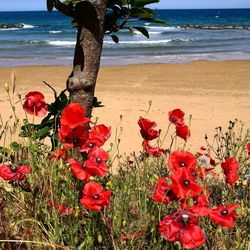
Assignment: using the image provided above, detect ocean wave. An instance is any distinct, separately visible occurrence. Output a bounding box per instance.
[0,28,19,31]
[146,26,181,31]
[104,38,193,47]
[49,31,62,34]
[48,41,75,46]
[18,40,47,46]
[133,30,162,35]
[0,23,35,31]
[21,23,35,29]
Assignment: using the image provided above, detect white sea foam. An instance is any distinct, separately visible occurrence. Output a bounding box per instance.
[0,23,34,31]
[146,26,181,31]
[21,23,35,28]
[49,31,62,34]
[48,40,75,46]
[133,30,162,35]
[104,38,193,46]
[0,28,19,31]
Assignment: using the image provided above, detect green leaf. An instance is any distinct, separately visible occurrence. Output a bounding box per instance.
[111,35,119,43]
[19,124,34,137]
[128,26,134,34]
[133,26,149,38]
[35,127,51,140]
[131,7,154,18]
[41,115,52,126]
[47,0,54,12]
[0,146,11,163]
[71,19,78,28]
[0,146,10,156]
[93,97,104,108]
[48,90,69,115]
[10,142,21,152]
[59,91,69,108]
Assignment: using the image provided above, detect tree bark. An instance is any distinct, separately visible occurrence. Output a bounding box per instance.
[67,0,107,117]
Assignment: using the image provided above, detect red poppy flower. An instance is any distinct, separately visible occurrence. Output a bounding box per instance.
[58,125,88,149]
[15,165,31,180]
[168,151,197,174]
[47,201,74,215]
[60,103,89,129]
[80,124,111,153]
[195,166,215,180]
[121,230,143,241]
[68,159,90,182]
[209,204,240,229]
[170,169,203,199]
[221,157,239,186]
[80,139,98,153]
[52,148,67,161]
[159,210,205,249]
[80,182,111,211]
[23,91,47,117]
[138,118,159,141]
[0,163,16,180]
[180,194,211,216]
[153,176,177,204]
[84,147,109,177]
[89,124,111,146]
[176,124,190,141]
[168,108,185,126]
[142,140,167,157]
[0,163,31,181]
[247,142,250,155]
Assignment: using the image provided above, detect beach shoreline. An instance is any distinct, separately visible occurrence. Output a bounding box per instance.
[0,60,250,155]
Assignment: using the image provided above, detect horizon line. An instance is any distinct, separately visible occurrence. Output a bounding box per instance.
[0,7,250,12]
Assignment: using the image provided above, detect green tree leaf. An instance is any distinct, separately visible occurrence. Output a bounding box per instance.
[47,0,54,12]
[111,35,119,43]
[133,26,149,38]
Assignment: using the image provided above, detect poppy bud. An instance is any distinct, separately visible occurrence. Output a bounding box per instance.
[59,163,65,171]
[75,206,80,217]
[187,198,194,208]
[153,174,159,180]
[235,207,241,216]
[182,213,189,223]
[4,83,9,92]
[106,181,113,189]
[97,234,103,243]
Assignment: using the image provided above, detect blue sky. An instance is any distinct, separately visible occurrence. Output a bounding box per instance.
[0,0,250,11]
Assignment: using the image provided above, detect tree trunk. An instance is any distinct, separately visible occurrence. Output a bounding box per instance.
[67,0,107,117]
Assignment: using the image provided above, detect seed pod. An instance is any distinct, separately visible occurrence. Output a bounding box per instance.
[97,234,103,243]
[4,83,9,92]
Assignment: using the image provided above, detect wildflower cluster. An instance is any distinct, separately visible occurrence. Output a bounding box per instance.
[138,109,244,249]
[22,91,112,213]
[0,89,249,249]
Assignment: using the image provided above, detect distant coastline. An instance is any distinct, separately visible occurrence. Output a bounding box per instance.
[1,8,250,12]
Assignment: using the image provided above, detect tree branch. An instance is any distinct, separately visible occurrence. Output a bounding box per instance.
[54,0,75,18]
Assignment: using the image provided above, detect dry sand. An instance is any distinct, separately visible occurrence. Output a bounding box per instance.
[0,61,250,156]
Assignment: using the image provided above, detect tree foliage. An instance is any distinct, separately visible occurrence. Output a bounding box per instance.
[47,0,164,42]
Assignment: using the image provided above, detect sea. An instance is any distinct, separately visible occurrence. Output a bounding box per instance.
[0,9,250,67]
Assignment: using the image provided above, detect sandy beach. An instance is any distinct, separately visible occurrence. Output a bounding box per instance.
[0,60,250,156]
